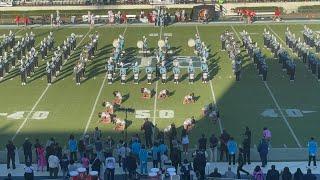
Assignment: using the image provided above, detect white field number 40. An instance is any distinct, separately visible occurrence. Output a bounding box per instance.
[4,111,50,120]
[135,110,174,119]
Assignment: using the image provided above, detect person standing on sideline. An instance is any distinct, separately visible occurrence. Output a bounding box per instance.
[181,129,189,155]
[263,127,272,142]
[243,126,251,164]
[220,129,230,161]
[68,134,78,161]
[227,137,237,165]
[126,152,138,179]
[104,152,116,180]
[307,137,317,167]
[91,153,102,176]
[139,145,148,175]
[6,140,16,169]
[257,138,269,167]
[266,165,280,180]
[209,133,218,162]
[198,134,207,151]
[23,138,33,164]
[141,118,154,148]
[48,154,60,178]
[60,154,69,179]
[237,148,249,179]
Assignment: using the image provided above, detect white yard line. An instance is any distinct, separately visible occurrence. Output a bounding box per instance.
[12,85,50,140]
[12,28,91,140]
[231,25,302,148]
[83,25,128,136]
[266,24,286,45]
[263,81,302,148]
[196,25,223,133]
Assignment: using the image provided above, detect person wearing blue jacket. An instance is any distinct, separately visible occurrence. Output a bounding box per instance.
[131,140,141,159]
[227,137,238,165]
[258,138,269,167]
[139,145,148,175]
[68,134,78,161]
[308,137,317,167]
[150,143,160,168]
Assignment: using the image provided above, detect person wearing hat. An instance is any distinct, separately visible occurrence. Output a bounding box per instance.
[119,62,127,84]
[173,62,180,84]
[200,61,208,83]
[187,61,195,84]
[132,61,139,84]
[146,63,153,84]
[159,61,167,84]
[20,61,27,85]
[106,59,114,84]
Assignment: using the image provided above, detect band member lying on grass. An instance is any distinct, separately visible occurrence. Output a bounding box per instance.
[141,87,152,99]
[183,93,195,104]
[113,91,122,105]
[183,116,196,132]
[158,89,169,100]
[102,101,114,114]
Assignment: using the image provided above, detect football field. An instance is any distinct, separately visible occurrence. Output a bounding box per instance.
[1,22,320,150]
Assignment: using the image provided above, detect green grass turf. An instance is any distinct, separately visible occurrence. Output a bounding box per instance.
[0,23,320,149]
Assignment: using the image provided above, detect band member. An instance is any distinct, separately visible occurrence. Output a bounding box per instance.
[203,103,220,124]
[173,63,180,84]
[20,62,26,85]
[146,64,153,84]
[46,61,52,85]
[183,117,196,132]
[158,89,169,100]
[10,48,16,69]
[106,58,114,84]
[141,87,152,99]
[188,61,195,84]
[201,61,209,83]
[102,101,114,114]
[98,111,111,124]
[114,117,125,131]
[159,62,166,84]
[74,62,82,85]
[183,93,195,104]
[119,62,127,84]
[3,52,9,75]
[142,36,148,57]
[113,91,122,105]
[132,62,139,84]
[0,58,3,80]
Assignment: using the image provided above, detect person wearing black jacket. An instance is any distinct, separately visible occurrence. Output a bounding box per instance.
[6,140,16,169]
[23,138,33,164]
[193,150,206,180]
[243,127,251,164]
[209,133,218,162]
[266,165,280,180]
[198,134,207,151]
[170,147,181,171]
[60,154,69,179]
[126,153,137,180]
[237,148,249,179]
[293,168,303,180]
[180,159,193,180]
[141,118,154,148]
[91,153,102,176]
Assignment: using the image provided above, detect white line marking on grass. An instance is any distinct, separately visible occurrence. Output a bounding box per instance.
[266,24,286,45]
[263,81,302,148]
[83,25,128,136]
[196,25,223,133]
[12,85,50,140]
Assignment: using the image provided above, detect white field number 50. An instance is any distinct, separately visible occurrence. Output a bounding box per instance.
[6,111,49,120]
[135,110,174,119]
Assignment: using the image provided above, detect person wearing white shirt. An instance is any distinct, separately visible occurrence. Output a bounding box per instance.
[104,153,116,180]
[24,162,34,180]
[48,154,60,178]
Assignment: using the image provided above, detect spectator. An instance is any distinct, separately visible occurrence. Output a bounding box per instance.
[243,127,251,164]
[46,143,55,171]
[237,148,249,179]
[23,138,33,164]
[95,137,103,161]
[118,142,130,172]
[93,126,102,140]
[307,137,317,167]
[266,165,280,180]
[253,165,264,180]
[170,147,182,172]
[4,173,12,180]
[36,145,46,172]
[68,134,78,161]
[181,129,189,154]
[193,150,206,180]
[227,137,237,165]
[126,152,138,179]
[293,168,303,180]
[91,153,102,176]
[303,168,316,180]
[54,142,62,160]
[81,153,90,173]
[263,127,272,142]
[151,143,160,168]
[180,159,193,180]
[158,140,168,156]
[48,154,60,178]
[169,123,177,150]
[139,144,148,175]
[104,152,116,180]
[281,167,292,180]
[219,129,230,161]
[131,139,141,159]
[209,167,221,178]
[209,133,218,162]
[105,136,115,154]
[78,139,86,160]
[60,154,69,179]
[160,151,170,169]
[258,138,269,167]
[225,166,236,179]
[34,139,41,163]
[24,162,34,180]
[68,159,79,172]
[198,134,207,151]
[6,140,16,169]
